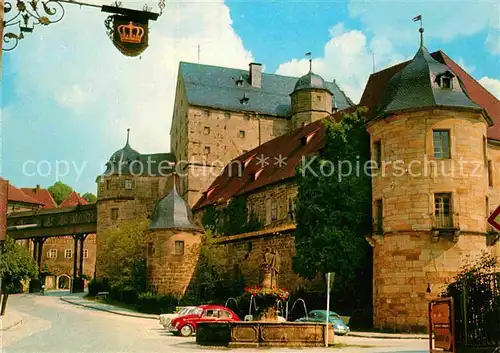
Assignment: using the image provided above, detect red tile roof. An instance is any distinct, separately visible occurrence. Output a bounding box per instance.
[20,186,57,209]
[193,112,346,210]
[359,50,500,141]
[0,178,43,206]
[59,191,88,207]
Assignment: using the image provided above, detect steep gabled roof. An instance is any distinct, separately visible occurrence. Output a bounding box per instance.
[193,111,352,211]
[20,187,57,209]
[0,178,43,206]
[360,50,500,141]
[59,191,88,207]
[179,62,354,117]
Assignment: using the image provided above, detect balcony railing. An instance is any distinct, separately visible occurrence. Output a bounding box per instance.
[435,214,454,228]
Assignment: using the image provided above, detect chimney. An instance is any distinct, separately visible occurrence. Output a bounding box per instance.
[36,184,40,194]
[249,63,262,88]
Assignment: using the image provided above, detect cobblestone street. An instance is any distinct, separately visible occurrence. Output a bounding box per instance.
[1,292,428,353]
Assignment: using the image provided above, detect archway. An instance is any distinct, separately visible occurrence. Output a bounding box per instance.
[57,275,71,290]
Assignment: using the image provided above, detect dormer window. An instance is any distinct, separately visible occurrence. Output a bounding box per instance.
[300,128,319,145]
[240,93,249,105]
[442,77,452,89]
[249,168,264,181]
[236,75,244,87]
[436,71,454,89]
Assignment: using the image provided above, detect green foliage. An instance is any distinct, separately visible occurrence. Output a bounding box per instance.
[201,196,262,236]
[48,181,73,205]
[134,292,179,314]
[87,278,110,297]
[82,192,97,204]
[184,230,245,304]
[97,217,149,293]
[0,237,39,293]
[293,107,372,284]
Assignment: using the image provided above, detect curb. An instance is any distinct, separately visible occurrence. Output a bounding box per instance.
[1,318,23,332]
[349,332,428,340]
[60,297,159,320]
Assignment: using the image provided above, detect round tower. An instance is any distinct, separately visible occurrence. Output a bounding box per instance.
[367,29,494,331]
[96,129,175,276]
[290,71,333,129]
[147,180,204,296]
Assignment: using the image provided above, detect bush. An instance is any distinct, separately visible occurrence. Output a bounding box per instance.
[87,278,110,297]
[134,292,179,314]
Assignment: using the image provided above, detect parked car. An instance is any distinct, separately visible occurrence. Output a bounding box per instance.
[295,310,350,335]
[169,305,240,337]
[159,306,196,329]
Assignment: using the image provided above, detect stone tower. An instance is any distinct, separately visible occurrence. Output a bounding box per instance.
[290,71,334,130]
[96,130,176,273]
[147,178,204,296]
[366,30,498,331]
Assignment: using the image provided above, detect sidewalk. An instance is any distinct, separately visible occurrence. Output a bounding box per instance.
[0,308,24,331]
[349,331,427,339]
[60,293,159,320]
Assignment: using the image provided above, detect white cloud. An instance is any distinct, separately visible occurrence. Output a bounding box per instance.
[479,77,500,99]
[348,0,499,48]
[275,24,408,103]
[5,0,253,155]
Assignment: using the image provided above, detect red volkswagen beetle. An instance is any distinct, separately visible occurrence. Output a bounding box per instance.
[169,304,240,337]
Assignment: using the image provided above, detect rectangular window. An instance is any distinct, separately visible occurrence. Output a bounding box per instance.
[47,249,57,259]
[203,110,210,117]
[373,140,381,167]
[271,200,278,221]
[64,249,72,258]
[288,198,295,221]
[239,130,245,138]
[124,179,133,189]
[433,130,451,159]
[224,112,231,119]
[375,199,383,234]
[204,146,210,155]
[486,196,490,219]
[317,95,322,102]
[111,208,119,220]
[442,77,452,89]
[435,193,453,228]
[175,241,184,255]
[83,249,88,258]
[106,179,111,190]
[244,113,250,120]
[204,126,210,135]
[488,160,493,187]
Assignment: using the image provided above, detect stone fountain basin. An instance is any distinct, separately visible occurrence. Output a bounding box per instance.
[196,321,334,348]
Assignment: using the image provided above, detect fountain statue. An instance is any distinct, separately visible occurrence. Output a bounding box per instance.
[254,247,283,321]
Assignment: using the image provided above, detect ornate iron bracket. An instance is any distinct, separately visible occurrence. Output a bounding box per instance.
[3,0,166,52]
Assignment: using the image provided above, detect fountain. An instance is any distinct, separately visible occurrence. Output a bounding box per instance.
[289,298,308,321]
[196,247,334,348]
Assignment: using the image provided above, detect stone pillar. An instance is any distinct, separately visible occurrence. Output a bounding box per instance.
[33,239,38,260]
[73,235,78,280]
[36,238,46,272]
[78,234,87,278]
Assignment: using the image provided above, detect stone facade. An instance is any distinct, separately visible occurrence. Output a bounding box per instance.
[291,88,332,130]
[96,174,173,273]
[147,229,202,296]
[171,101,290,207]
[367,108,500,330]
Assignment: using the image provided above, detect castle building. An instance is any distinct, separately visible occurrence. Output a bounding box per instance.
[95,131,176,271]
[361,36,500,330]
[147,181,203,296]
[170,62,354,206]
[193,40,500,331]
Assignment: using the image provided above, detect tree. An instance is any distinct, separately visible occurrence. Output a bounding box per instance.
[292,107,372,287]
[0,237,39,315]
[201,196,262,236]
[97,217,149,294]
[82,192,97,204]
[48,181,73,205]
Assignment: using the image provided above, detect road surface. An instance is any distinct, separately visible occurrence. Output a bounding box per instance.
[1,292,428,353]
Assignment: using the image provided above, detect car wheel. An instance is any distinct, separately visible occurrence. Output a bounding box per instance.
[179,324,194,337]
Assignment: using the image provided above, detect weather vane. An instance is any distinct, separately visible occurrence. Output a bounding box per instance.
[2,0,167,55]
[305,52,312,72]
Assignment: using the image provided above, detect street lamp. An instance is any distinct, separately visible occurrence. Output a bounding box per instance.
[2,0,165,56]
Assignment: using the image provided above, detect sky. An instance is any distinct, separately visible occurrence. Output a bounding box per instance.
[2,0,499,195]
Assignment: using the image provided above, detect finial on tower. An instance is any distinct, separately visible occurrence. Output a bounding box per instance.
[305,52,312,72]
[412,14,424,47]
[126,128,130,145]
